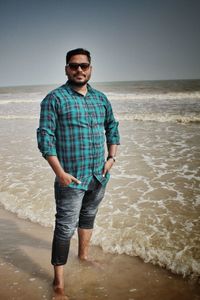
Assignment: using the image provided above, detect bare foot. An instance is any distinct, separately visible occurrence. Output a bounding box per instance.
[52,280,69,300]
[78,257,105,269]
[52,294,69,300]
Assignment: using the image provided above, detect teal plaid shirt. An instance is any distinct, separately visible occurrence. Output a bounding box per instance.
[37,82,120,190]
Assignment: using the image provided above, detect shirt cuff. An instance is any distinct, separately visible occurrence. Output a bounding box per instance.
[42,149,57,159]
[106,138,120,145]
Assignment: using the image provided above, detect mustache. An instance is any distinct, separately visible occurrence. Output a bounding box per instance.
[74,70,86,75]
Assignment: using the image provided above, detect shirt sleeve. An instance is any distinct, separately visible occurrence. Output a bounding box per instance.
[104,98,120,145]
[37,93,58,158]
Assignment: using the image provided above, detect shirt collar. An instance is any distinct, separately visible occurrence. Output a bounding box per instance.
[64,81,94,96]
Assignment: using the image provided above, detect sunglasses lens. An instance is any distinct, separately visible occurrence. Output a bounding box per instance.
[80,63,90,71]
[68,63,90,71]
[69,64,77,70]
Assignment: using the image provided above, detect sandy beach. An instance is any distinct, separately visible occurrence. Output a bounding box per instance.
[0,207,199,300]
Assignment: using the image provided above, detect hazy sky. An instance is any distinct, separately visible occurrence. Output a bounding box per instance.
[0,0,200,86]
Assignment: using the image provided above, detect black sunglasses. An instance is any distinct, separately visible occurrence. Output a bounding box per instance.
[66,63,90,71]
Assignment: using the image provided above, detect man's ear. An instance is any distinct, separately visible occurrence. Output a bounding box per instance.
[65,66,68,75]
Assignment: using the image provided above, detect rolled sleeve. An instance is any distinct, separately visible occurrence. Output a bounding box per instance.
[104,99,120,145]
[37,93,58,158]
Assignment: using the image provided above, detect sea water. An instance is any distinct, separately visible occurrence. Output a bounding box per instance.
[0,80,199,280]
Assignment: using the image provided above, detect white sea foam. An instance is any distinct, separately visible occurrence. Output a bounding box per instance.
[0,113,199,123]
[0,91,199,104]
[0,99,40,105]
[1,171,199,282]
[92,225,200,279]
[106,91,200,101]
[0,115,38,120]
[0,191,54,227]
[0,90,43,103]
[115,113,200,123]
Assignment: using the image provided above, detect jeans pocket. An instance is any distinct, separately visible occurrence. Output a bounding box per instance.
[54,181,70,203]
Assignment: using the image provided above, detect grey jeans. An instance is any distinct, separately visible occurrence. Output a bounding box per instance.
[51,176,106,265]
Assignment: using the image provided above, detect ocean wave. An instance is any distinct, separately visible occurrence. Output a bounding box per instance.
[116,113,200,123]
[106,91,200,101]
[0,115,37,120]
[0,99,40,105]
[0,113,199,123]
[0,91,43,103]
[0,193,54,228]
[0,91,200,105]
[92,225,200,281]
[0,198,199,282]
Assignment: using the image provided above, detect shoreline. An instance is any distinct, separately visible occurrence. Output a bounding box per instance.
[0,207,200,300]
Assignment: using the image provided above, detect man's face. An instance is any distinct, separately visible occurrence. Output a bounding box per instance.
[65,54,92,87]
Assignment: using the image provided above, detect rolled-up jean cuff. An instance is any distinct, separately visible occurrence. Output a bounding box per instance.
[79,215,96,229]
[51,237,70,266]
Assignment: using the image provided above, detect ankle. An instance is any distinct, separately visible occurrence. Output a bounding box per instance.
[53,265,64,287]
[53,277,64,284]
[79,255,87,260]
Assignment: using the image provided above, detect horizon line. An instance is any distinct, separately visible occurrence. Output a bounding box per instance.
[0,78,200,89]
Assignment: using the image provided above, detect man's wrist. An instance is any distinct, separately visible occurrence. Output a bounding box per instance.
[56,169,66,178]
[107,155,116,162]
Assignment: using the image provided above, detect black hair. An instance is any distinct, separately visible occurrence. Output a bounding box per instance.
[66,48,91,64]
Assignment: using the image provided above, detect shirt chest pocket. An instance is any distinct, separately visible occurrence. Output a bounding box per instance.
[59,104,88,127]
[92,102,106,125]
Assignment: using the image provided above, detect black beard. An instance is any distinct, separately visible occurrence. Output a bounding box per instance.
[67,79,89,87]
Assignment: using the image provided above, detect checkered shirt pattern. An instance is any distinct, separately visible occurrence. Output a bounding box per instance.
[37,82,120,190]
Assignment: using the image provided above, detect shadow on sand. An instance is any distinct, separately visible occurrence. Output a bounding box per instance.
[0,216,52,282]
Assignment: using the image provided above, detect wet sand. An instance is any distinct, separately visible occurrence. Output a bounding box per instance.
[0,207,199,300]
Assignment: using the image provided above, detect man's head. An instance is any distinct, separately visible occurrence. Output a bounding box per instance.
[65,48,92,87]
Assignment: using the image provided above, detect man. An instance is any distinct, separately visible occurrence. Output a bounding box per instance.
[37,48,120,296]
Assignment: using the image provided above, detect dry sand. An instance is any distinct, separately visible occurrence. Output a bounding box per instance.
[0,207,199,300]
